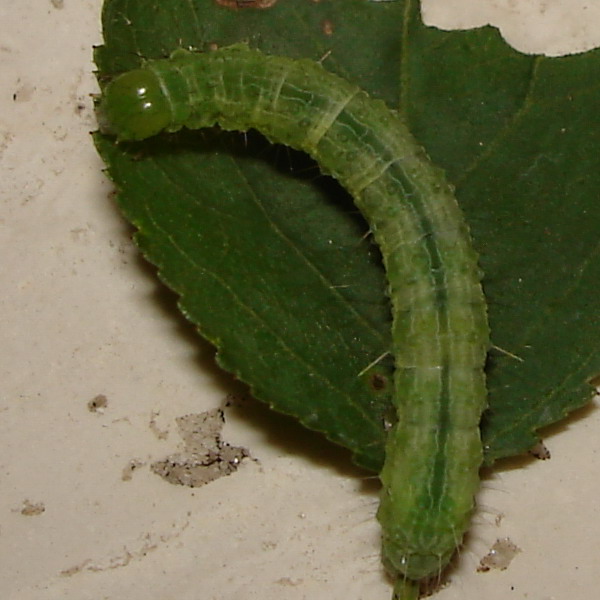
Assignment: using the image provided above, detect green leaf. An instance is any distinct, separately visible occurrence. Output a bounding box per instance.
[94,0,599,470]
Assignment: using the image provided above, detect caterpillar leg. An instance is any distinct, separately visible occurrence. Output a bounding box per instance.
[393,578,419,600]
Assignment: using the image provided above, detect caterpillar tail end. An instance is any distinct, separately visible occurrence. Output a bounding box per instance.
[392,578,420,600]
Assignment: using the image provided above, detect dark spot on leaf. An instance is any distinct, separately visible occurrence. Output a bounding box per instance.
[322,19,334,36]
[369,372,387,391]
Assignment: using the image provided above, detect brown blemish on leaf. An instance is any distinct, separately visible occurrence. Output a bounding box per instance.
[369,372,388,391]
[215,0,278,9]
[322,19,334,36]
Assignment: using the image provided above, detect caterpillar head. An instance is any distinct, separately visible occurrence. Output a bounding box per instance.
[96,69,171,141]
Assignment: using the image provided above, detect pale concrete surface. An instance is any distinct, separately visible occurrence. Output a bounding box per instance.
[1,1,599,599]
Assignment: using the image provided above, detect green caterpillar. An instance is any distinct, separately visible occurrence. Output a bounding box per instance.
[97,44,489,600]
